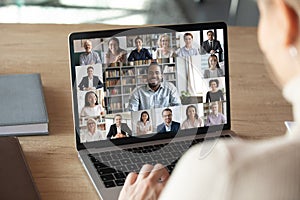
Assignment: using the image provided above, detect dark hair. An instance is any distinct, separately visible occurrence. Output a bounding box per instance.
[107,37,120,53]
[208,54,221,69]
[183,32,193,39]
[209,79,219,87]
[108,37,120,46]
[135,36,143,43]
[186,105,199,119]
[147,62,162,74]
[207,30,214,36]
[162,108,172,116]
[84,91,99,107]
[87,66,94,71]
[140,111,150,122]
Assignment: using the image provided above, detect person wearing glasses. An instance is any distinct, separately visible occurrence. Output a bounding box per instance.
[156,108,180,133]
[81,118,103,142]
[79,40,102,66]
[205,102,226,126]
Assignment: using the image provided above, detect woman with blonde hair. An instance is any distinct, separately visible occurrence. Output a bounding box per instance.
[155,34,175,59]
[81,118,103,142]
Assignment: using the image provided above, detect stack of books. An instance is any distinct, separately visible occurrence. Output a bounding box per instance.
[0,73,48,136]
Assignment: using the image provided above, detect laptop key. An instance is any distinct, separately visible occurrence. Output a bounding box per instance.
[148,161,158,166]
[114,172,126,179]
[115,165,128,172]
[163,147,172,152]
[151,154,163,160]
[100,155,113,162]
[161,152,172,158]
[100,151,111,156]
[120,158,131,165]
[109,160,121,166]
[121,154,129,159]
[173,151,183,158]
[103,181,116,188]
[100,174,114,182]
[111,153,123,160]
[140,155,152,162]
[97,167,116,176]
[94,162,107,169]
[90,157,98,162]
[115,179,125,186]
[130,157,142,163]
[159,159,169,166]
[127,164,139,171]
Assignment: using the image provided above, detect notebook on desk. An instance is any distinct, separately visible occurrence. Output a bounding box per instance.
[0,137,40,200]
[69,22,235,200]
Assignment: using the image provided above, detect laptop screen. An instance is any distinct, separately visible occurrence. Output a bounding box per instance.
[69,22,230,150]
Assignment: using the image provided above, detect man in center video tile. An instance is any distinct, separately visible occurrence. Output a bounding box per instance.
[127,62,181,111]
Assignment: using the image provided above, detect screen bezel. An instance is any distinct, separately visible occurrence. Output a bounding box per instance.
[68,22,230,151]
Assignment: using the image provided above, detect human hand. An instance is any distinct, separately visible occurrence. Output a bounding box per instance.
[119,164,169,200]
[114,54,123,62]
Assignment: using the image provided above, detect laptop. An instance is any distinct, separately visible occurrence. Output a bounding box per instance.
[69,22,235,200]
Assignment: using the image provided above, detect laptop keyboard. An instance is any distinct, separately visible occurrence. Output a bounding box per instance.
[88,136,230,188]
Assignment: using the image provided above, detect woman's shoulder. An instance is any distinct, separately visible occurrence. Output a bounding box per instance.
[196,118,203,122]
[217,68,224,73]
[182,119,189,124]
[82,106,89,110]
[96,104,103,109]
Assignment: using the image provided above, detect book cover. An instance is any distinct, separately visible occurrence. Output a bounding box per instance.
[0,73,48,136]
[0,137,41,200]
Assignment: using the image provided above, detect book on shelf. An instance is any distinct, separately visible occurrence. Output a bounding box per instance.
[0,137,40,199]
[105,69,120,77]
[0,73,49,136]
